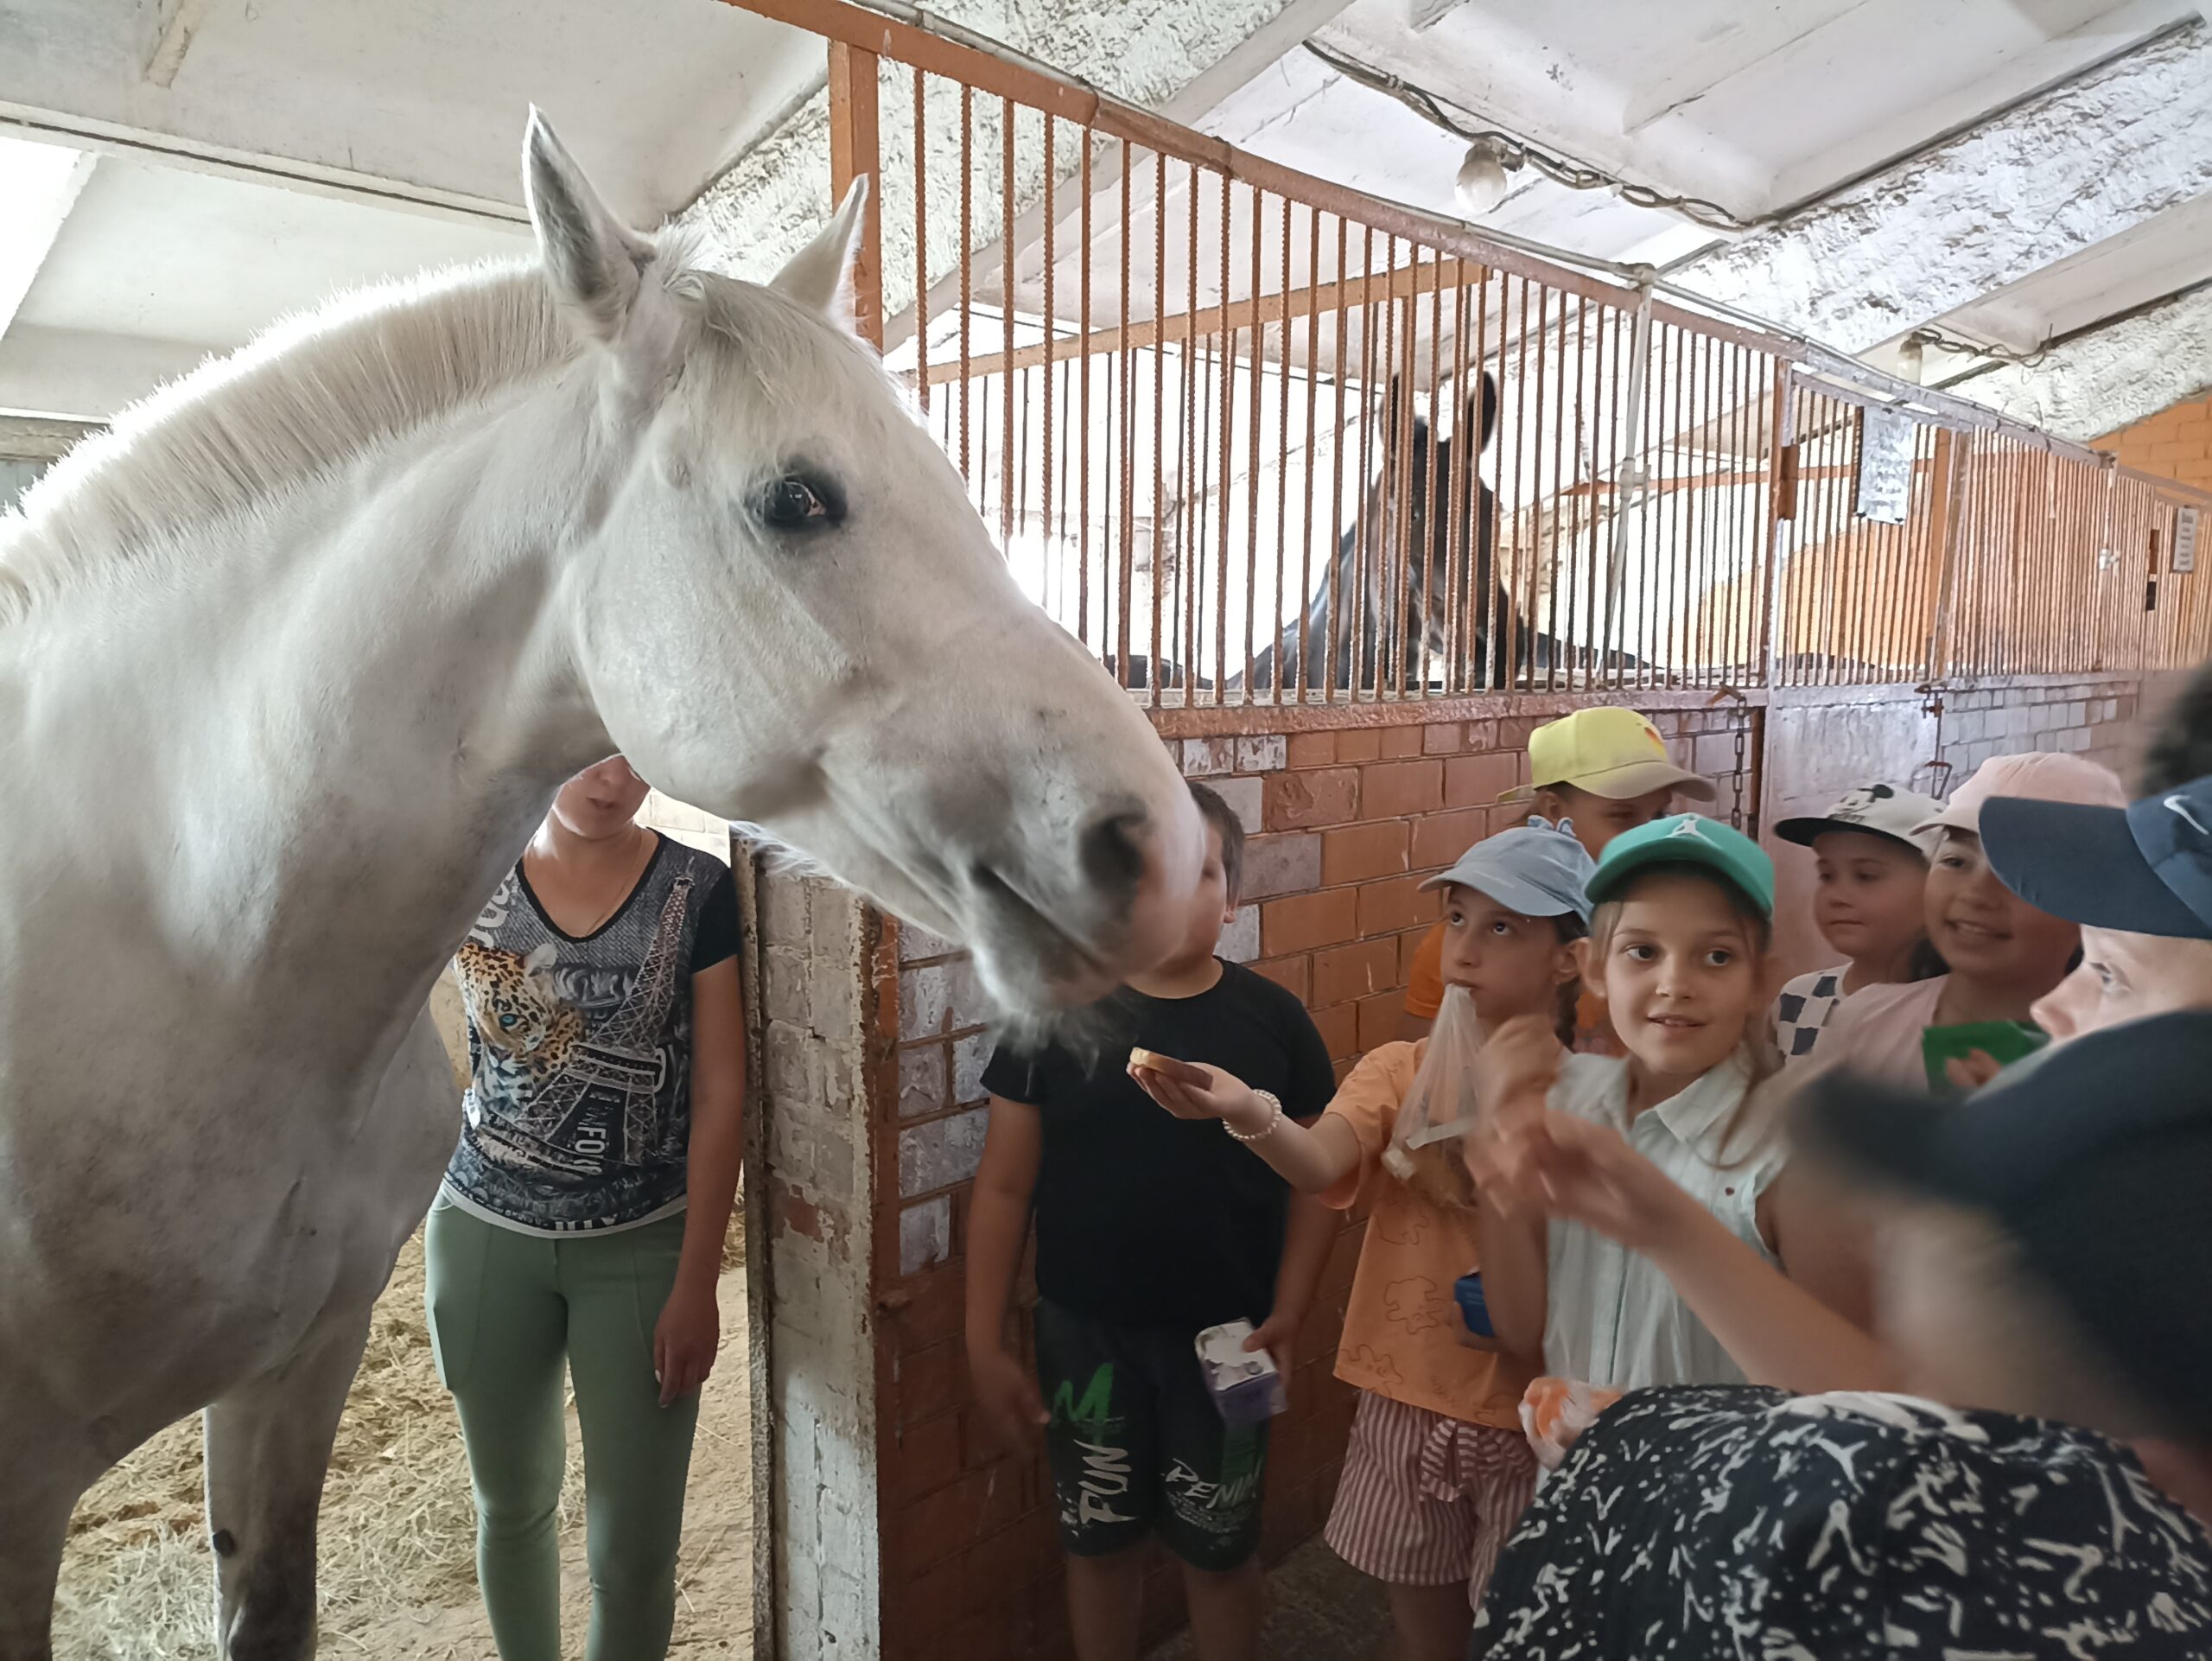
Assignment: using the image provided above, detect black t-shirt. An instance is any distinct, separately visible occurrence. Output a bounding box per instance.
[981,959,1336,1332]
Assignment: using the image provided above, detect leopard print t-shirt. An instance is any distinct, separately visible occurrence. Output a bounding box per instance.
[442,835,739,1234]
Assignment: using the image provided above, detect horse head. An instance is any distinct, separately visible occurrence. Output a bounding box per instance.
[522,116,1202,1022]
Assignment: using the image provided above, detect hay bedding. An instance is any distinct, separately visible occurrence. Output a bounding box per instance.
[53,1229,754,1660]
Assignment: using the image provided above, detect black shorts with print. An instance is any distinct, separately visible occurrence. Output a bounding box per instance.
[1033,1298,1269,1571]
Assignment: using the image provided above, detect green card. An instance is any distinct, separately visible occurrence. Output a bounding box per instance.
[1922,1020,2048,1094]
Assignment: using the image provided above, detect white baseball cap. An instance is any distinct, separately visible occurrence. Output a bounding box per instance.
[1775,782,1947,861]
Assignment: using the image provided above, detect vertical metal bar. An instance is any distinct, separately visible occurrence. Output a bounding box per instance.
[1116,142,1135,681]
[1471,267,1493,687]
[1698,333,1718,681]
[1325,217,1351,703]
[1724,341,1744,677]
[1634,298,1655,688]
[1077,129,1092,648]
[958,83,973,484]
[1755,368,1789,691]
[1347,224,1378,703]
[1508,275,1532,687]
[1000,97,1017,545]
[1058,343,1073,614]
[828,41,884,347]
[1687,331,1708,680]
[1040,113,1055,620]
[1246,186,1266,703]
[1583,301,1609,687]
[1416,257,1440,693]
[1270,192,1294,706]
[1444,260,1471,694]
[1182,161,1200,685]
[1669,325,1689,679]
[1390,247,1415,695]
[1215,169,1236,700]
[1150,148,1166,704]
[1604,279,1655,686]
[1380,239,1397,694]
[1541,284,1564,690]
[1296,204,1322,706]
[1017,369,1031,595]
[912,67,929,414]
[1564,296,1588,687]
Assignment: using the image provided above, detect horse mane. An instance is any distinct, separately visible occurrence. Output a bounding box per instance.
[0,257,579,627]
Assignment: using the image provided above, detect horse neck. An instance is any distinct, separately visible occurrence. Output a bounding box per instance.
[12,371,624,1072]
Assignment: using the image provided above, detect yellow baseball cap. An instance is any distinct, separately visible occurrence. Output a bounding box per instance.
[1504,707,1714,803]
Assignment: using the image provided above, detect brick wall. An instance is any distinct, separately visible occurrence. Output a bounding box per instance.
[751,865,885,1659]
[2101,392,2212,493]
[870,694,1756,1661]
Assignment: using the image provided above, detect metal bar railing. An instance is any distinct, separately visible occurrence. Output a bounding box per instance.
[766,0,2211,704]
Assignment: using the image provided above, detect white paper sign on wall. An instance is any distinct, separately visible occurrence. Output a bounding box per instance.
[2176,505,2199,574]
[1854,407,1914,525]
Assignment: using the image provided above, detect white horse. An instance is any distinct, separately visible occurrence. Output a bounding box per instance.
[0,113,1201,1661]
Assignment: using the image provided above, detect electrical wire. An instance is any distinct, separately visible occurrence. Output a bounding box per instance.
[1302,40,1757,232]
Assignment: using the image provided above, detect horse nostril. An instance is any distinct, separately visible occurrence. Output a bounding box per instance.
[1080,808,1147,896]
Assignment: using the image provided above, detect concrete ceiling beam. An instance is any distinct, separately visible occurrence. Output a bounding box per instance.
[1672,21,2212,353]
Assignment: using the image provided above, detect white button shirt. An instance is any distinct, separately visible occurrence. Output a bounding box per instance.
[1542,1051,1788,1391]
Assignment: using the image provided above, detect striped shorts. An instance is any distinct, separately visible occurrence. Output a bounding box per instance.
[1324,1389,1540,1608]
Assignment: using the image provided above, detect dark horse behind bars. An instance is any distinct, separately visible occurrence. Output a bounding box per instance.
[1113,372,1529,696]
[1243,371,1522,697]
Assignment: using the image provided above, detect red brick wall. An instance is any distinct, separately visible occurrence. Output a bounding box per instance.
[2101,393,2212,493]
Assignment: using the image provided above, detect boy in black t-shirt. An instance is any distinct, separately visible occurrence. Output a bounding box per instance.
[966,781,1338,1661]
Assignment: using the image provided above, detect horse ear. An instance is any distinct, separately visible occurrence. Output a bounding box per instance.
[772,177,870,322]
[524,109,654,345]
[1469,371,1500,453]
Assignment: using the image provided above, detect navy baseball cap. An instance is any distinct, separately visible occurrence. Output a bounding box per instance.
[1981,773,2212,940]
[1802,1011,2212,1440]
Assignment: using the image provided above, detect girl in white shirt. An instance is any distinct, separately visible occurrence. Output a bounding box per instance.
[1471,814,1860,1391]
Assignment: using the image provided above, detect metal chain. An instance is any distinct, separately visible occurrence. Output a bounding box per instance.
[1910,682,1956,802]
[1731,715,1747,832]
[1303,41,1758,233]
[1708,685,1750,830]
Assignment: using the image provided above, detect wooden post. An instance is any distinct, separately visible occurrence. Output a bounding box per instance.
[1755,368,1794,690]
[829,39,886,348]
[1923,426,1964,682]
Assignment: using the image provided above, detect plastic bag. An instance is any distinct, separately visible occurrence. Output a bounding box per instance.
[1381,983,1484,1181]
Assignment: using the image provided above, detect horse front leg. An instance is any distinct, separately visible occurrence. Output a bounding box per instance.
[0,1384,98,1661]
[204,1302,375,1661]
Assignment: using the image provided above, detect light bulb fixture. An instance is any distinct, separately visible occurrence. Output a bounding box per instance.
[1454,137,1515,219]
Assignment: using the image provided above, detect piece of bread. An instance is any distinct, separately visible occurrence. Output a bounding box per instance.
[1128,1047,1207,1083]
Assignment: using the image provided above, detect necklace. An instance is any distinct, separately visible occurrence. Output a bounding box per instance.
[531,825,654,938]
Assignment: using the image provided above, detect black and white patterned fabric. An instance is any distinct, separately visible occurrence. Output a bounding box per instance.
[1472,1385,2212,1658]
[1775,967,1846,1060]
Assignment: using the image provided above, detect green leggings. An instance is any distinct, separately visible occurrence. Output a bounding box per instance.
[424,1199,700,1661]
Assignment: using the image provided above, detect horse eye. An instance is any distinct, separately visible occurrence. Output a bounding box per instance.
[759,474,842,529]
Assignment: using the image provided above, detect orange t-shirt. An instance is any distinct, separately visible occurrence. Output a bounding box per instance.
[1402,923,1613,1052]
[1319,1041,1530,1429]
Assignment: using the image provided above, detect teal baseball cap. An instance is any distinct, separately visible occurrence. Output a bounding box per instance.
[1586,813,1776,917]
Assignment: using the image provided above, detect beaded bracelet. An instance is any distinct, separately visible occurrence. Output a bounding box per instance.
[1225,1089,1284,1143]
